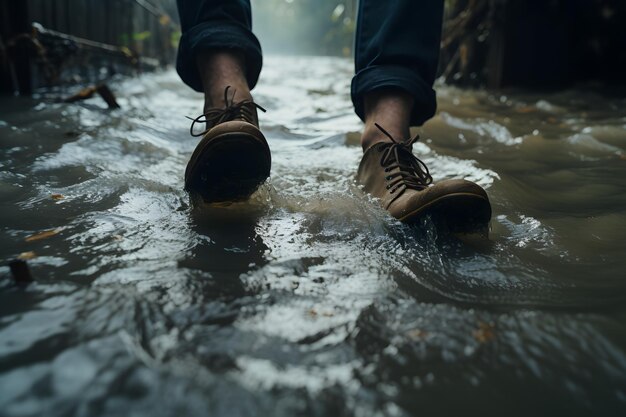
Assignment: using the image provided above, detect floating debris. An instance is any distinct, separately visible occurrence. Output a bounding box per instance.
[406,329,429,340]
[515,106,537,114]
[473,322,496,343]
[95,84,121,109]
[63,84,120,109]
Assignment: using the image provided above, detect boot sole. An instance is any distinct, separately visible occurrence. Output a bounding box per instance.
[185,132,271,203]
[399,192,492,233]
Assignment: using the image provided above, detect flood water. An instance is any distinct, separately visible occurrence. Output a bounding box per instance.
[1,56,626,417]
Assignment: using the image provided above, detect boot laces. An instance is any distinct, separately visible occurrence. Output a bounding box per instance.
[187,86,266,137]
[375,123,433,195]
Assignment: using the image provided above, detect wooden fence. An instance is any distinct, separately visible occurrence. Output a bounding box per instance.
[0,0,179,95]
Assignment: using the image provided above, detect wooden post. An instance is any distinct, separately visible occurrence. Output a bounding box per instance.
[486,0,506,89]
[0,0,32,94]
[9,260,34,285]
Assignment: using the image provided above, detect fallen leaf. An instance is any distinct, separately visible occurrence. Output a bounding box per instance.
[18,251,37,260]
[515,106,536,114]
[112,235,123,241]
[25,229,60,242]
[51,194,64,200]
[473,322,496,343]
[407,329,428,340]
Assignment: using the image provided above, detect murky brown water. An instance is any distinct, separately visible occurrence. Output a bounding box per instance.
[1,56,626,416]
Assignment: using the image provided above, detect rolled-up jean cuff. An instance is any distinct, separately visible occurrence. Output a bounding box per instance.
[176,21,263,93]
[351,65,437,126]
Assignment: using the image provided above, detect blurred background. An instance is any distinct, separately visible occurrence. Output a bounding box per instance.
[2,0,626,95]
[252,0,356,56]
[253,0,626,88]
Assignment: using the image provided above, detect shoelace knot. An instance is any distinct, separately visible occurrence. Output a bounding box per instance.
[187,86,266,137]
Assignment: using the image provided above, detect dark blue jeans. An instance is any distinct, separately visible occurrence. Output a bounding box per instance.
[176,0,444,126]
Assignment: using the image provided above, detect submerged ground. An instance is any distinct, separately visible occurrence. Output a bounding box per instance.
[1,56,625,416]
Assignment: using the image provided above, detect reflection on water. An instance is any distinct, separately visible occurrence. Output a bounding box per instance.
[1,56,625,416]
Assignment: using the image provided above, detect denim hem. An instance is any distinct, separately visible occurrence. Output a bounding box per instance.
[351,65,437,126]
[176,21,263,93]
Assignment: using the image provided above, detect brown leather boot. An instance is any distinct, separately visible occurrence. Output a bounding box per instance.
[185,87,271,203]
[356,124,491,230]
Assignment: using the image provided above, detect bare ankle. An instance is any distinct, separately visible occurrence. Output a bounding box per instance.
[361,89,414,151]
[197,50,252,110]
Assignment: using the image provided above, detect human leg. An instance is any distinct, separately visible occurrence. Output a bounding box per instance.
[177,0,261,106]
[352,0,444,149]
[353,1,491,229]
[177,0,270,203]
